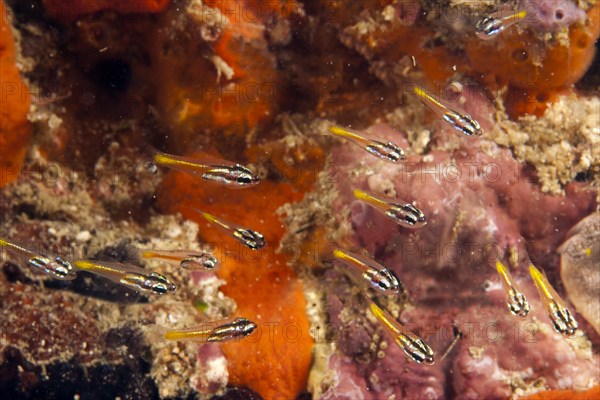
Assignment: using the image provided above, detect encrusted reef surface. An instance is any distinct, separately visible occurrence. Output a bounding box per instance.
[0,0,599,399]
[0,148,237,398]
[291,123,598,399]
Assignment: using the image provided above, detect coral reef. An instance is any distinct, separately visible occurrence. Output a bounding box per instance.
[0,0,599,399]
[288,123,599,398]
[0,151,236,398]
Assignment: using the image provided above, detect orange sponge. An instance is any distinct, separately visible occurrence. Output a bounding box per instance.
[157,160,313,399]
[519,385,600,400]
[0,1,31,188]
[154,3,282,147]
[467,4,600,117]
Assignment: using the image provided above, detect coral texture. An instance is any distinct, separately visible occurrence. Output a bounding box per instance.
[300,123,599,399]
[0,0,599,399]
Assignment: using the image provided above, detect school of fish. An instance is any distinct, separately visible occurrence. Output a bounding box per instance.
[0,4,582,384]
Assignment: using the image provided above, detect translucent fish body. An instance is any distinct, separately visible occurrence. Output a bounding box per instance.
[414,87,482,137]
[529,264,578,336]
[476,9,527,40]
[495,261,529,317]
[141,249,219,271]
[353,189,427,228]
[163,317,257,343]
[152,152,259,188]
[74,259,176,295]
[333,248,401,295]
[192,209,266,250]
[329,125,406,162]
[369,300,434,365]
[0,238,77,280]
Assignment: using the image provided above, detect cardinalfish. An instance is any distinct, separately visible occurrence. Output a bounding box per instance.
[148,149,260,189]
[368,300,434,365]
[476,8,527,40]
[495,261,530,317]
[353,189,427,228]
[191,209,265,250]
[332,248,402,295]
[328,125,406,162]
[413,86,482,137]
[74,259,176,295]
[529,264,578,336]
[160,317,257,343]
[141,249,219,271]
[0,238,77,280]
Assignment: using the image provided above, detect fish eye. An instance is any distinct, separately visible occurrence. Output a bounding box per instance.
[404,214,417,226]
[145,162,158,174]
[402,205,426,225]
[181,255,218,270]
[45,257,69,277]
[387,152,401,162]
[54,256,72,271]
[237,175,252,185]
[238,319,257,335]
[460,115,481,136]
[235,229,265,249]
[477,16,500,35]
[385,143,403,161]
[54,265,69,278]
[203,257,217,269]
[462,125,475,136]
[376,279,390,290]
[152,283,168,295]
[146,273,176,294]
[381,280,396,292]
[373,271,399,293]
